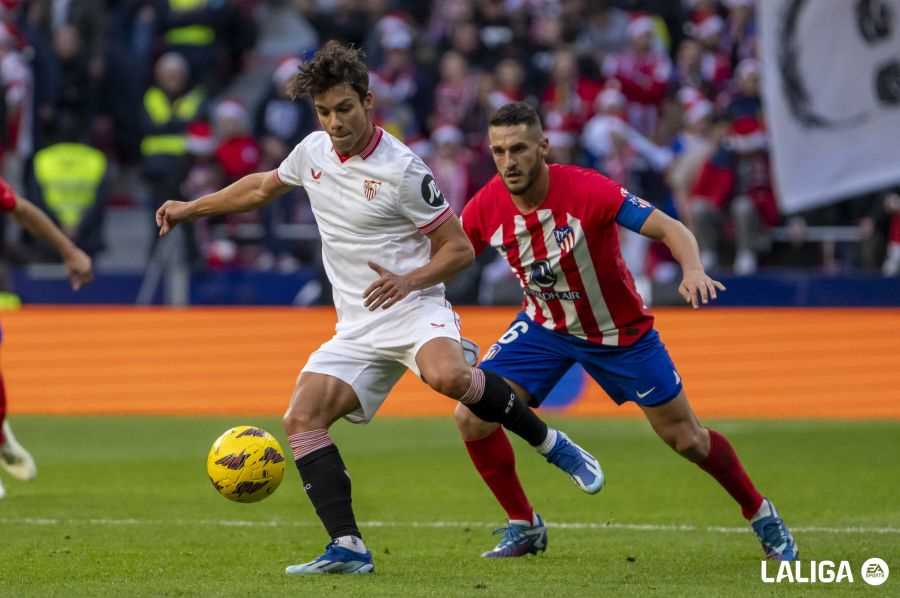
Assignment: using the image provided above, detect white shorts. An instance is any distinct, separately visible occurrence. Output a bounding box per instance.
[301,298,461,423]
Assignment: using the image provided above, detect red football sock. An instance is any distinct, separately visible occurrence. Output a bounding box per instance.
[698,429,764,520]
[0,373,6,445]
[464,427,533,523]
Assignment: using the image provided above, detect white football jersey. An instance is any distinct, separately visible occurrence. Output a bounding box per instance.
[276,127,453,333]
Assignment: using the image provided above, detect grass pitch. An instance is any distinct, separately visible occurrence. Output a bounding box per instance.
[0,416,897,597]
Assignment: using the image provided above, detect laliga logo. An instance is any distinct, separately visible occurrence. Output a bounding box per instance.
[761,557,890,586]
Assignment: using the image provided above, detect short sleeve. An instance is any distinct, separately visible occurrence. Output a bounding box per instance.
[275,141,305,187]
[585,170,627,227]
[398,157,453,234]
[0,178,17,212]
[460,196,488,255]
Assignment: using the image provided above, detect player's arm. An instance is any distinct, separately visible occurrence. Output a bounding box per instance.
[156,170,292,237]
[637,208,725,308]
[364,216,474,310]
[10,194,93,290]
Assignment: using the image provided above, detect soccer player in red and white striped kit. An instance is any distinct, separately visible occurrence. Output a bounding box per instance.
[0,177,93,499]
[456,102,797,561]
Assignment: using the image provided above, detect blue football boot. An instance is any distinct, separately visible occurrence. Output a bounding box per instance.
[544,431,604,494]
[482,513,548,558]
[285,541,375,575]
[751,498,799,561]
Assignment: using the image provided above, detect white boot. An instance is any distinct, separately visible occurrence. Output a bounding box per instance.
[1,421,37,480]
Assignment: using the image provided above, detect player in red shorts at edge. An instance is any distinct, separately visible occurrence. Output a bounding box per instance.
[456,102,797,561]
[0,177,93,499]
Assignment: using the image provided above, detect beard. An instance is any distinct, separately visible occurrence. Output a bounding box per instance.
[503,159,542,195]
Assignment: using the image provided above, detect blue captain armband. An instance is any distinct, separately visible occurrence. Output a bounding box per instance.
[615,191,655,233]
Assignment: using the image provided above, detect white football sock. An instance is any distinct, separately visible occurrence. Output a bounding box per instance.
[536,428,558,455]
[334,535,367,554]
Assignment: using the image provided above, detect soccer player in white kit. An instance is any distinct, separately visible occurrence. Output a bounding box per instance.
[156,42,602,575]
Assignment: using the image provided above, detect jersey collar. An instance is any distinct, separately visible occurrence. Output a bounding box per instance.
[334,126,384,163]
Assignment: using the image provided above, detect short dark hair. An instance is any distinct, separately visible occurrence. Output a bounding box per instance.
[489,101,543,129]
[288,41,369,101]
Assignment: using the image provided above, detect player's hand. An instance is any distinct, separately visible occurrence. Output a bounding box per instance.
[155,200,192,237]
[63,247,93,290]
[679,268,725,309]
[363,262,413,310]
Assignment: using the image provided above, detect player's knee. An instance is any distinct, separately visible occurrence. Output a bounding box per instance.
[453,401,480,430]
[282,403,320,434]
[426,364,471,399]
[671,427,708,462]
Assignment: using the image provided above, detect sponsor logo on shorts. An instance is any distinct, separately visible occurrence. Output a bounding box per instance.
[635,387,656,399]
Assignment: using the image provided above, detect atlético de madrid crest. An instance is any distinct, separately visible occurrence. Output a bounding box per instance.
[363,178,383,201]
[553,225,575,255]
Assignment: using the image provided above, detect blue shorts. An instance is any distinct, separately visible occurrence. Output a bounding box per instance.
[479,314,682,408]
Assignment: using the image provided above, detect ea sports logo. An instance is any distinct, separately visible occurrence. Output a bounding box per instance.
[861,558,890,586]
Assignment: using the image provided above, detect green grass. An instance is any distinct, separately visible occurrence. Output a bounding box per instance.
[0,416,898,597]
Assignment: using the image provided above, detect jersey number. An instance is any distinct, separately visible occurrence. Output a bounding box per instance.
[498,321,529,344]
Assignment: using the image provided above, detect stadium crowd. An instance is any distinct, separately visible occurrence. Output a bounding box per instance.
[0,0,898,303]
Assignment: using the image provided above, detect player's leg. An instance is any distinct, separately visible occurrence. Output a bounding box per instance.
[415,326,602,495]
[415,337,550,447]
[282,370,375,574]
[0,354,37,482]
[580,328,797,561]
[454,393,547,558]
[640,391,798,561]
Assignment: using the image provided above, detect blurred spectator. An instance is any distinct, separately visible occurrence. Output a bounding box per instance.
[488,58,525,111]
[213,99,260,183]
[667,94,718,226]
[156,0,225,89]
[25,0,106,77]
[672,37,704,93]
[723,0,757,63]
[32,25,99,148]
[443,19,486,69]
[0,20,32,165]
[426,124,471,216]
[574,1,630,61]
[140,51,206,219]
[180,120,225,269]
[603,14,671,138]
[431,50,477,129]
[254,57,315,171]
[306,0,369,48]
[688,59,777,274]
[541,47,600,141]
[688,14,732,103]
[369,23,422,140]
[24,119,108,258]
[582,83,672,192]
[882,192,900,276]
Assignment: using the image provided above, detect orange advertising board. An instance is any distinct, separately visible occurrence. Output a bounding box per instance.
[3,307,898,419]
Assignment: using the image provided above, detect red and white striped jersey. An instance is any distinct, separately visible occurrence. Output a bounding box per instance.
[462,164,654,347]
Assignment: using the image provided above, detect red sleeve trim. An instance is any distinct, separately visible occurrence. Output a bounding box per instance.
[418,206,453,234]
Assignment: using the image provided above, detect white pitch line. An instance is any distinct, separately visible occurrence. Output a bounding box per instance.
[0,517,898,535]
